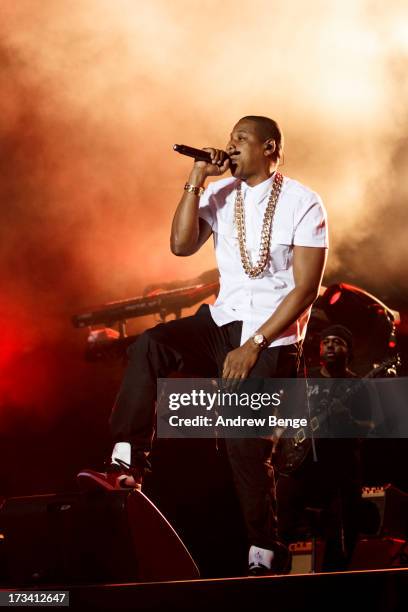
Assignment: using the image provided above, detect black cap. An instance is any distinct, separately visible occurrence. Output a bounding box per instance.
[320,324,353,354]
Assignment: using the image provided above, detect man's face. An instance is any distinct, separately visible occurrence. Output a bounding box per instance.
[320,335,349,365]
[226,119,270,180]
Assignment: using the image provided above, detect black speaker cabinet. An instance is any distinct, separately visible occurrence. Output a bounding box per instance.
[349,485,408,571]
[0,490,199,586]
[360,485,408,539]
[349,538,407,570]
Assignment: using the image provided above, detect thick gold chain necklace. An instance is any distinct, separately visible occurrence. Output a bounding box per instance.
[234,172,283,279]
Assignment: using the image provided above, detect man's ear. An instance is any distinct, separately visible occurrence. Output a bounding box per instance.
[264,139,276,157]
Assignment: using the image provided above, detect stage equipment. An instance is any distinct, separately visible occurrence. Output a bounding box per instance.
[72,281,219,334]
[317,283,399,342]
[308,283,400,372]
[359,485,408,540]
[284,486,408,574]
[349,538,407,571]
[72,271,220,360]
[72,276,400,374]
[0,490,199,585]
[288,540,326,574]
[348,485,408,571]
[142,268,219,296]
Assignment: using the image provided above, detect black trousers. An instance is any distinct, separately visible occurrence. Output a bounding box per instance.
[110,304,300,550]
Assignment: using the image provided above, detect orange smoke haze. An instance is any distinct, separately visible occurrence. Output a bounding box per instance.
[0,0,407,410]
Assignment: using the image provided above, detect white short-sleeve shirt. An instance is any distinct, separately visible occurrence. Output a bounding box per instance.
[198,173,328,347]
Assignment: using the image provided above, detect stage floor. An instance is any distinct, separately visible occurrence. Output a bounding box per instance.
[2,567,407,612]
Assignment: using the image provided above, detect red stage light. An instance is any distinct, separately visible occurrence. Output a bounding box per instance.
[329,291,342,305]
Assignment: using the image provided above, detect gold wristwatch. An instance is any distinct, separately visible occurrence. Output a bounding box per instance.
[252,333,268,350]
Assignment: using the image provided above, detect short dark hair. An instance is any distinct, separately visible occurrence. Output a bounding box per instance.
[239,115,283,161]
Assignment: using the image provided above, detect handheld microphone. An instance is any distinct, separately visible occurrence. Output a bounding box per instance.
[173,144,229,163]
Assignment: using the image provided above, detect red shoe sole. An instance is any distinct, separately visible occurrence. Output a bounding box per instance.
[76,470,142,492]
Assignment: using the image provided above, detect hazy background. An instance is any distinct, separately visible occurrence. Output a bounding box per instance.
[0,0,407,491]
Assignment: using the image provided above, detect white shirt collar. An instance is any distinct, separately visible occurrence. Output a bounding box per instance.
[240,173,276,204]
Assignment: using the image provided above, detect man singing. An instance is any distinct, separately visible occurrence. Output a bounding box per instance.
[78,115,328,575]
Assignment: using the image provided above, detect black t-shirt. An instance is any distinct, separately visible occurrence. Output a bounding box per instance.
[300,366,372,472]
[305,366,372,438]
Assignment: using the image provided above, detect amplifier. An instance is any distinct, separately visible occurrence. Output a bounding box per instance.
[288,540,325,574]
[349,538,407,570]
[360,484,408,539]
[349,484,408,570]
